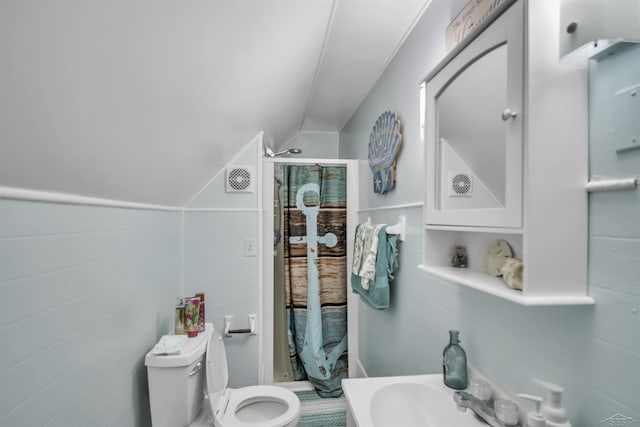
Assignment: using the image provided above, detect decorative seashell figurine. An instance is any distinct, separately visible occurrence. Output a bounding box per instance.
[368,111,402,194]
[484,239,513,276]
[501,258,523,290]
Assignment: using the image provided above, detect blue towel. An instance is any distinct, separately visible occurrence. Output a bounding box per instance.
[351,225,399,309]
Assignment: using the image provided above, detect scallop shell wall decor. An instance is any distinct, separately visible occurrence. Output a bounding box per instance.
[368,111,402,194]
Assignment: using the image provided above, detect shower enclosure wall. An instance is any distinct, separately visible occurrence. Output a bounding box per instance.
[261,158,359,388]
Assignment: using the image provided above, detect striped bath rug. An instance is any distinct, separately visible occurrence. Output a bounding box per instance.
[293,388,347,427]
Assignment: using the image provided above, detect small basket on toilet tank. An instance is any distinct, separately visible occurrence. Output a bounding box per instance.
[145,325,212,427]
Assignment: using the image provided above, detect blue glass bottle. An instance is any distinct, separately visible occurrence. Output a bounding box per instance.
[442,330,468,390]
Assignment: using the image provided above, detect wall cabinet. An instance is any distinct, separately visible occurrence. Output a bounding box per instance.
[425,0,523,229]
[420,0,594,305]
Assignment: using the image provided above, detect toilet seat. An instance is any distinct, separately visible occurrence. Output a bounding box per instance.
[212,385,301,427]
[205,325,300,427]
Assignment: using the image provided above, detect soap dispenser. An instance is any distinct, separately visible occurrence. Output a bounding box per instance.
[533,379,571,427]
[517,394,545,427]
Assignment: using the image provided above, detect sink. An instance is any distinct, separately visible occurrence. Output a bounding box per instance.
[343,374,486,427]
[370,383,439,426]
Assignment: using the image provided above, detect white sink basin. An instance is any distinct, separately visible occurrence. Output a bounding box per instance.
[343,374,486,427]
[370,383,440,426]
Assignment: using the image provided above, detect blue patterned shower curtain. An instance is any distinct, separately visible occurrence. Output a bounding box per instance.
[283,164,348,397]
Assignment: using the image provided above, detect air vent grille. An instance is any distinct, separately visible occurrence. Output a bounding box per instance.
[226,166,254,193]
[448,172,473,197]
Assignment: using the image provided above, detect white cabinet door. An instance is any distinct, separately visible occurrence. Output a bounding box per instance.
[424,0,523,229]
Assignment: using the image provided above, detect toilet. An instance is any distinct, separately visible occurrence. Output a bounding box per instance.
[145,323,301,427]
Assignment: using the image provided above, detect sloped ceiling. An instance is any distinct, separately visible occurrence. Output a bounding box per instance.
[0,0,430,206]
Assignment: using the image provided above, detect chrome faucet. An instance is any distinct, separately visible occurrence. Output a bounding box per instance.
[453,391,521,427]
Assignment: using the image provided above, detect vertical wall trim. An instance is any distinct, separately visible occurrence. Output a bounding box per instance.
[260,160,275,385]
[345,160,360,378]
[180,209,186,296]
[256,132,266,385]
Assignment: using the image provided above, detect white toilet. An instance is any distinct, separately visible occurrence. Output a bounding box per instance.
[145,323,301,427]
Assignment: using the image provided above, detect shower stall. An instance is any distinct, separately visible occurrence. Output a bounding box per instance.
[262,158,359,394]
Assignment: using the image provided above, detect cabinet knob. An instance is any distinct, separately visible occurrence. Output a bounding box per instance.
[501,108,518,121]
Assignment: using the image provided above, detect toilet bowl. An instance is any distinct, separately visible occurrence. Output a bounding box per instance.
[206,327,300,427]
[145,323,300,427]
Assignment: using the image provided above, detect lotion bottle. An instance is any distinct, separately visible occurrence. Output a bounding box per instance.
[517,394,546,427]
[174,297,185,335]
[533,379,571,427]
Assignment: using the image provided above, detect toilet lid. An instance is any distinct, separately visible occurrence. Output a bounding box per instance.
[206,327,229,414]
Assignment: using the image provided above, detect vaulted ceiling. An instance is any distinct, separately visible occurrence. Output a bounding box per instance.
[1,0,431,205]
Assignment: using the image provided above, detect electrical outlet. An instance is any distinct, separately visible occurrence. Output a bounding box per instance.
[244,239,257,257]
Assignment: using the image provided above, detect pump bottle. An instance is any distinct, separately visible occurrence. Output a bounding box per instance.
[533,379,572,427]
[517,394,546,427]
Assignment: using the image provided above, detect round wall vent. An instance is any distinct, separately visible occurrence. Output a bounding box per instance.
[449,172,473,197]
[226,166,254,193]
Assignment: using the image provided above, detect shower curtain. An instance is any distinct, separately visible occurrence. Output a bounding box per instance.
[282,164,348,397]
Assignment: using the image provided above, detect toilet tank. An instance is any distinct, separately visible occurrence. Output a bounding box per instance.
[145,325,212,427]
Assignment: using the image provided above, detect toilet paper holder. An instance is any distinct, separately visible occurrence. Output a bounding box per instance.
[224,314,257,337]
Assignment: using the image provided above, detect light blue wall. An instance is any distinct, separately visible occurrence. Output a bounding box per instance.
[340,0,467,374]
[183,138,260,387]
[187,138,260,210]
[585,43,640,420]
[340,0,639,425]
[340,0,467,372]
[183,210,259,387]
[0,200,180,427]
[283,131,339,159]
